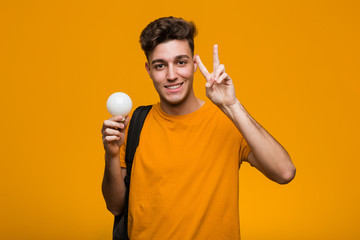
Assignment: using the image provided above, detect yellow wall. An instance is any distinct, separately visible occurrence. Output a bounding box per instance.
[1,0,359,239]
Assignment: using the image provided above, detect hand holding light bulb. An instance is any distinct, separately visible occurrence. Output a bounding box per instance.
[101,92,132,156]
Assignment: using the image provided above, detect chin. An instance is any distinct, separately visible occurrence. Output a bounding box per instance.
[163,97,185,106]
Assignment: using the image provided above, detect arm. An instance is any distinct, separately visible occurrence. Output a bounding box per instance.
[221,101,295,184]
[101,115,130,215]
[195,45,295,184]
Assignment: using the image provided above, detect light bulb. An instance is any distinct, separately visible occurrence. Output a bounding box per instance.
[106,92,132,117]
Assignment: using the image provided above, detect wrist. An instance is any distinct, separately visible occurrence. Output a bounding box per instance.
[105,153,120,162]
[220,99,242,115]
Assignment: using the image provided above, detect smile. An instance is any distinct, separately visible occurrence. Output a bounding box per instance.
[165,83,184,91]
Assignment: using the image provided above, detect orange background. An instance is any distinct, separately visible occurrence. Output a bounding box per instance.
[1,0,359,239]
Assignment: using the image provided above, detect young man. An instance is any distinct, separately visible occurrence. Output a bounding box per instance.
[101,17,295,239]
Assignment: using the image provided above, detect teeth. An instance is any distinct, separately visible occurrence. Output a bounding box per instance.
[167,84,182,89]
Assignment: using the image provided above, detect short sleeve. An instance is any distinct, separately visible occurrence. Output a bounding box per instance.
[119,139,127,168]
[239,137,251,165]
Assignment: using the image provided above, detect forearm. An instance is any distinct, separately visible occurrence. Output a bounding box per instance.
[221,100,296,184]
[102,153,126,215]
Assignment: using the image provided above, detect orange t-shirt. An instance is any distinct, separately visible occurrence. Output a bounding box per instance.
[120,102,251,240]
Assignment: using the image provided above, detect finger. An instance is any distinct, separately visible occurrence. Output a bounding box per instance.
[205,80,215,88]
[103,119,122,130]
[123,115,130,128]
[195,55,210,80]
[214,64,225,82]
[104,135,121,142]
[213,44,220,72]
[104,128,121,137]
[205,73,215,88]
[217,72,229,84]
[109,115,125,122]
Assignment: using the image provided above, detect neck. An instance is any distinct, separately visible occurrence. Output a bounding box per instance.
[160,92,204,115]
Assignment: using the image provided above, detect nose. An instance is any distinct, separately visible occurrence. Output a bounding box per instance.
[167,64,178,81]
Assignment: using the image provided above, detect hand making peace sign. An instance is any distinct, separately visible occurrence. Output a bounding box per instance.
[195,44,238,108]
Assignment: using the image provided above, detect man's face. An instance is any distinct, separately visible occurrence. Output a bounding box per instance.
[145,39,197,107]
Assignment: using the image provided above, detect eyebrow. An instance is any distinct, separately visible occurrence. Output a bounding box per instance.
[151,55,190,65]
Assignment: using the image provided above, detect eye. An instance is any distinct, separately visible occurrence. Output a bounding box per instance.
[154,64,165,69]
[178,60,186,65]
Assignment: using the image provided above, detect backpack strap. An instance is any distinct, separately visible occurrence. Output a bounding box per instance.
[113,105,152,240]
[124,105,153,183]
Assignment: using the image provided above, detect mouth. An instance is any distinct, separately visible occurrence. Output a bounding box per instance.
[165,82,184,92]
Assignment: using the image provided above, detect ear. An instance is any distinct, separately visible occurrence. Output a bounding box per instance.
[193,55,198,73]
[145,62,151,76]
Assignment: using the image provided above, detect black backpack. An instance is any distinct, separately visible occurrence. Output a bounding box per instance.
[113,105,152,240]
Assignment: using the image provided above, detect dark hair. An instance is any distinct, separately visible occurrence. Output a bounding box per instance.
[140,16,197,60]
